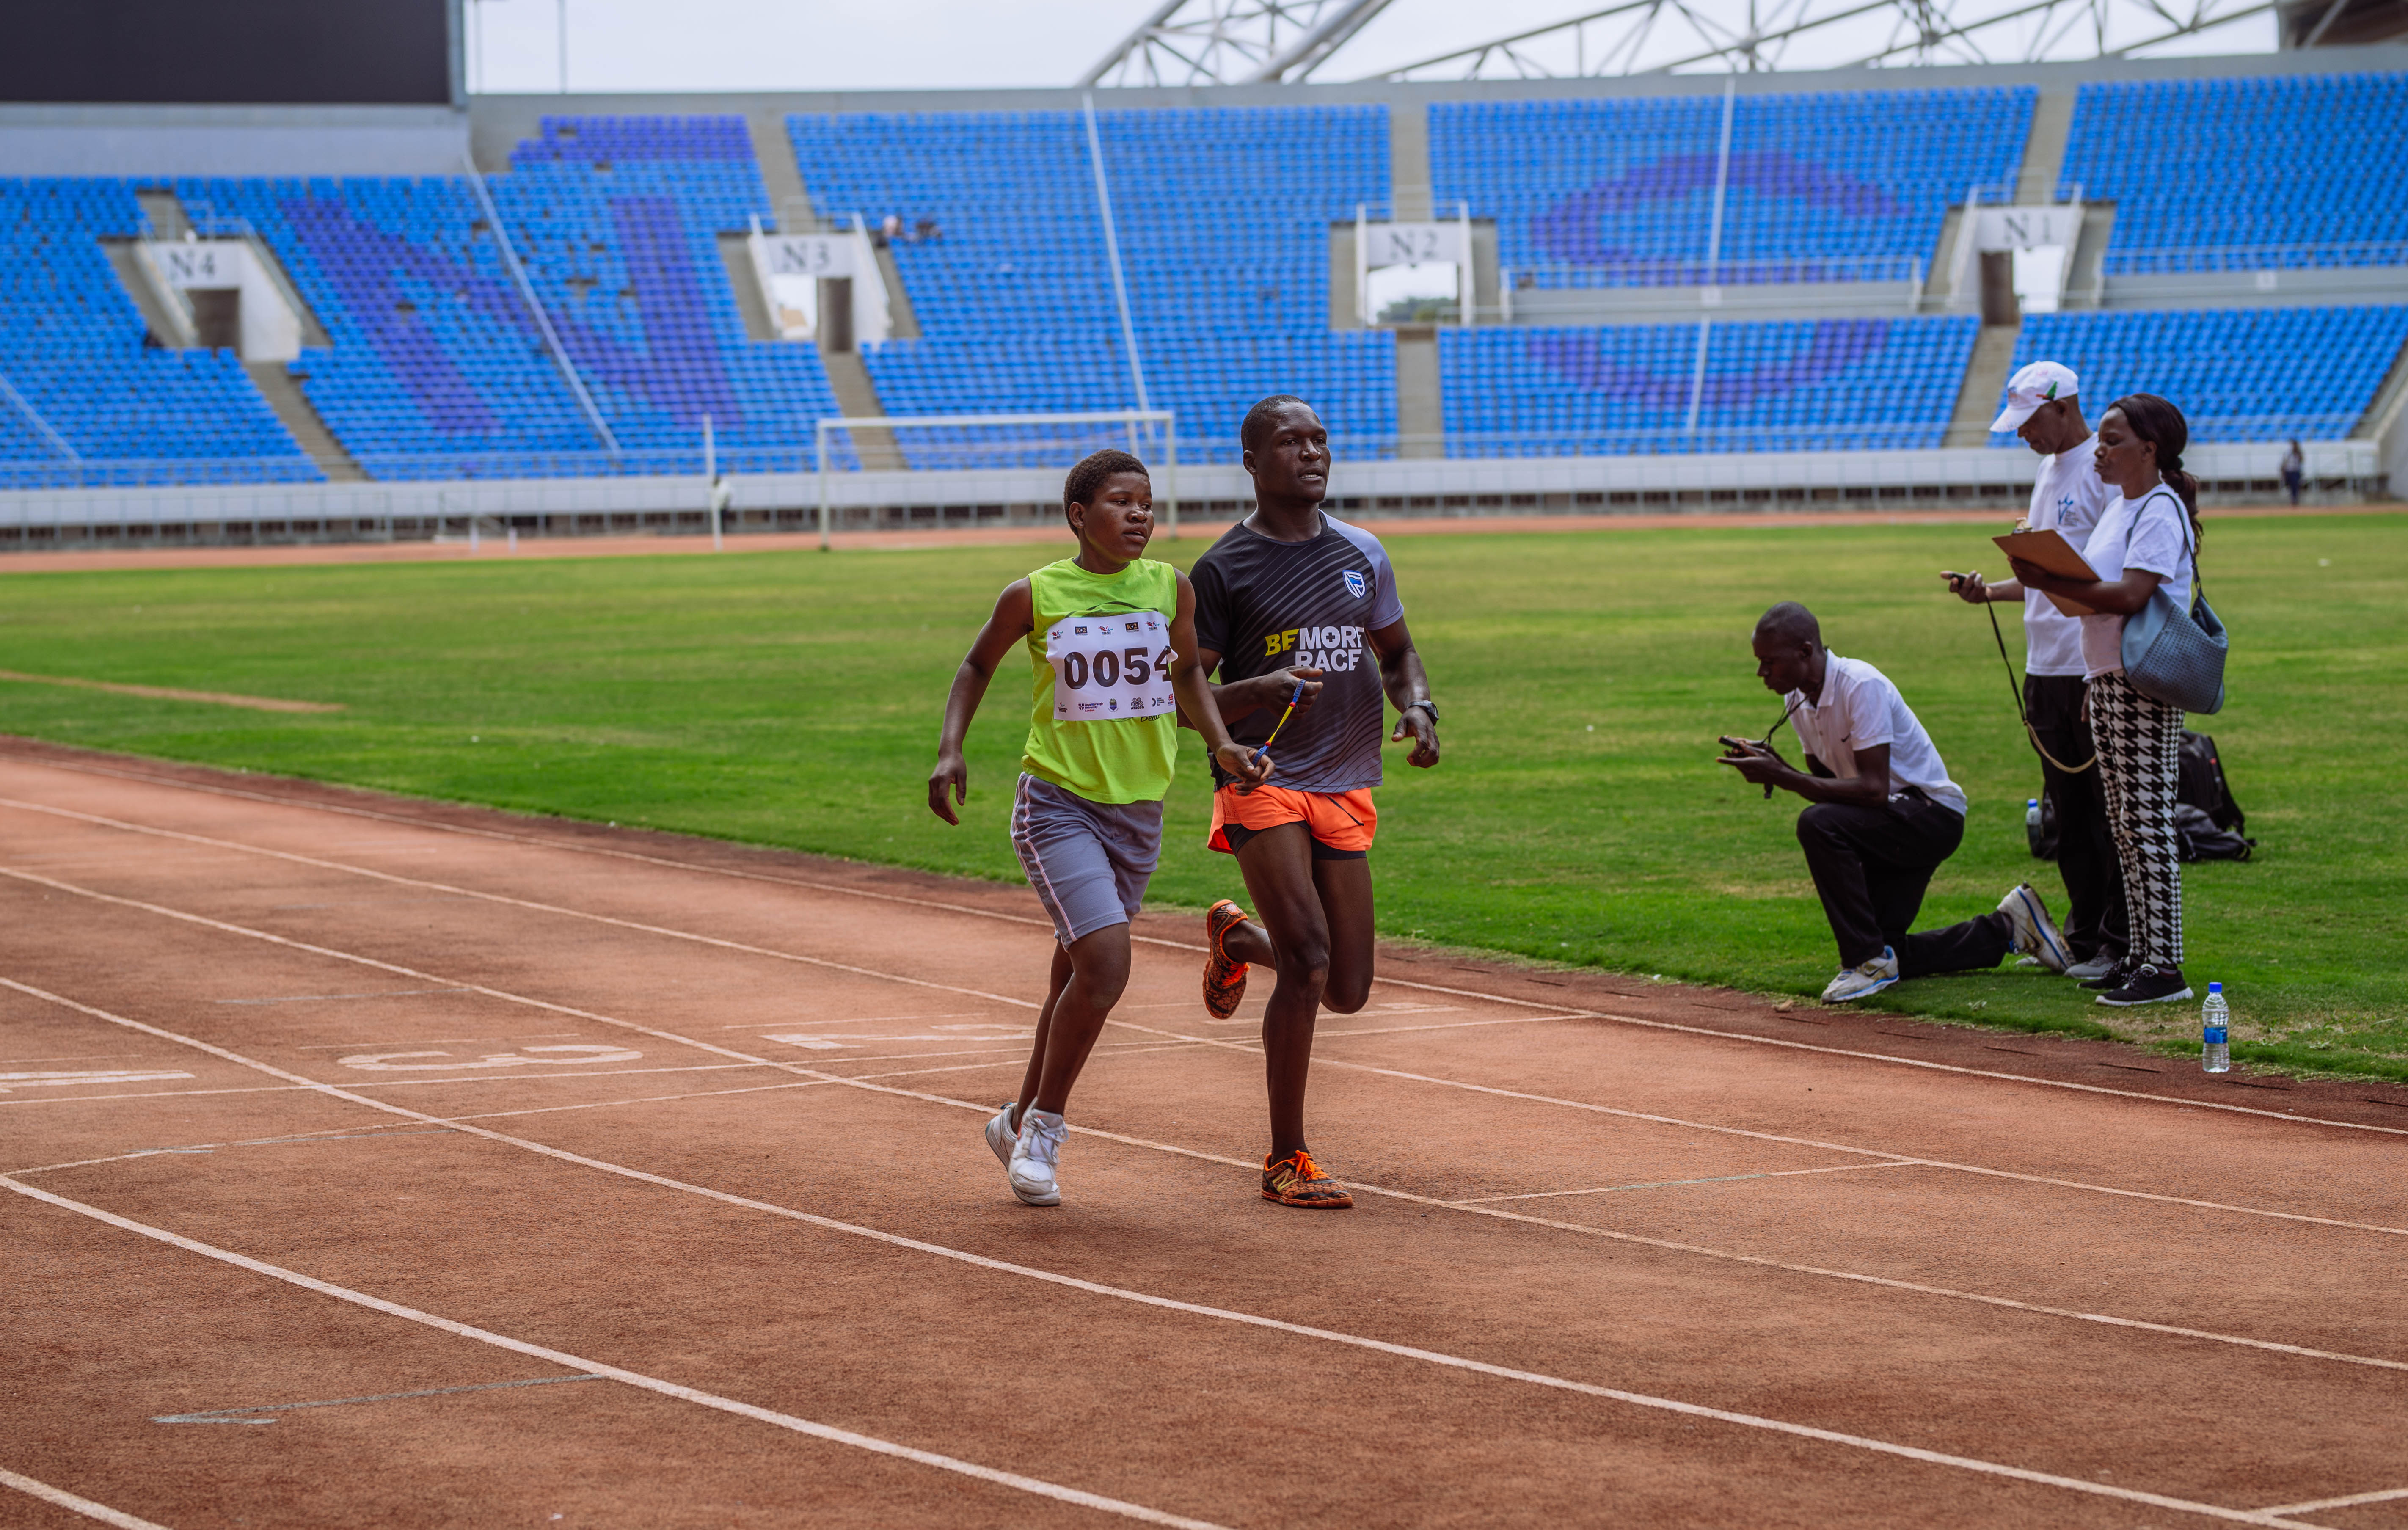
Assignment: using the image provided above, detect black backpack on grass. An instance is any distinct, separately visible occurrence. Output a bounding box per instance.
[2029,729,2254,862]
[2178,731,2245,833]
[2174,731,2254,861]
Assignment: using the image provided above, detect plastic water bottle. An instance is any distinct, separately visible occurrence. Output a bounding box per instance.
[2201,983,2230,1073]
[2025,798,2043,857]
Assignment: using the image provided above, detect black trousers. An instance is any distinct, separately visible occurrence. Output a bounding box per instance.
[1796,793,2012,976]
[2027,674,2129,963]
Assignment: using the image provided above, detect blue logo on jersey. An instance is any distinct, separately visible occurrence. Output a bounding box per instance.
[1342,569,1367,599]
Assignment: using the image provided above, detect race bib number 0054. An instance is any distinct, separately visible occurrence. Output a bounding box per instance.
[1047,611,1177,722]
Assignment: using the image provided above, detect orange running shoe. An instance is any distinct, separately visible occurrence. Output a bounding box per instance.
[1262,1149,1353,1209]
[1203,899,1252,1019]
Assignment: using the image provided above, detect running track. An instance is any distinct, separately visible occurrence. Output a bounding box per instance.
[2,742,2404,1529]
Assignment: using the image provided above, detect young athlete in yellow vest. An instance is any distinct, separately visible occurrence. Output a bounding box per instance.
[928,449,1267,1207]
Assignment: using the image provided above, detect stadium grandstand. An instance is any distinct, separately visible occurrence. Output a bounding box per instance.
[1,5,2405,543]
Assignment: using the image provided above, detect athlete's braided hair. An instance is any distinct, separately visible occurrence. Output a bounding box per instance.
[1063,449,1148,514]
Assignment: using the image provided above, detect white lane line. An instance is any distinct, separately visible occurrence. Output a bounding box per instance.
[0,1070,194,1092]
[10,852,2404,1247]
[10,895,2408,1381]
[7,795,2405,1147]
[9,777,2400,1139]
[20,974,2408,1410]
[0,1084,311,1108]
[1453,1161,1920,1205]
[292,1033,587,1049]
[1105,1015,2408,1240]
[0,1179,1227,1530]
[10,1126,450,1178]
[2258,1486,2408,1514]
[0,1154,2325,1529]
[1309,1013,1592,1040]
[154,1373,605,1423]
[0,802,1038,1010]
[0,1466,175,1530]
[215,989,473,1005]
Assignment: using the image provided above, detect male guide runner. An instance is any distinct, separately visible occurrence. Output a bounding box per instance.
[1188,396,1442,1209]
[928,449,1265,1207]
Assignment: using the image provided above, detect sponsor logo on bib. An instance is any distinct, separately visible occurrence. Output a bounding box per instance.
[1342,569,1367,599]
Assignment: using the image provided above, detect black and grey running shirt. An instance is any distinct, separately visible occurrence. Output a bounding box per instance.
[1190,513,1405,793]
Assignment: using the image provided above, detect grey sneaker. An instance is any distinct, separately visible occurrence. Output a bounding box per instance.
[984,1101,1019,1169]
[2065,954,2121,982]
[1997,884,2070,974]
[1008,1108,1066,1207]
[1821,947,1901,1003]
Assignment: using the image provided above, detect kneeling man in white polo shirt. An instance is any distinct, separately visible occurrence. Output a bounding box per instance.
[1719,602,2072,1003]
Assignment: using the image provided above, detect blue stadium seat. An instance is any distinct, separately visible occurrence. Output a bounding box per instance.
[1439,317,1979,455]
[2059,73,2408,272]
[185,113,844,481]
[0,178,319,488]
[1993,305,2408,443]
[1431,88,2033,289]
[788,106,1397,466]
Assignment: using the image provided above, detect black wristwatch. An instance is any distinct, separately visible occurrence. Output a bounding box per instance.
[1406,700,1440,725]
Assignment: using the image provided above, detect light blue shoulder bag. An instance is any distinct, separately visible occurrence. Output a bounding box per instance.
[2119,488,2227,714]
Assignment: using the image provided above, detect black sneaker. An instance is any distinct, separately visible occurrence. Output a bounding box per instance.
[2095,965,2194,1007]
[2079,959,2129,991]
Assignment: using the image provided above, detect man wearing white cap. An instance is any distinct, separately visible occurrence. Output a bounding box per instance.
[1942,361,2127,981]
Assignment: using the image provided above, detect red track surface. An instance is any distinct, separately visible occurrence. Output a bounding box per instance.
[3,742,2405,1529]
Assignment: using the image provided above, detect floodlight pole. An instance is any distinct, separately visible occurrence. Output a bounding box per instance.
[816,419,832,552]
[704,415,721,551]
[1685,77,1736,436]
[1082,95,1153,419]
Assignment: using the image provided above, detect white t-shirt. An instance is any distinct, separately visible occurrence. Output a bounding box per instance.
[2079,485,2196,680]
[2021,436,2115,678]
[1785,655,1967,816]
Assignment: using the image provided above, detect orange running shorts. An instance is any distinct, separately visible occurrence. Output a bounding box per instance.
[1207,783,1376,860]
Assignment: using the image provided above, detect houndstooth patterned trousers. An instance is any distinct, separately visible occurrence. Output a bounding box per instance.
[2090,669,2185,968]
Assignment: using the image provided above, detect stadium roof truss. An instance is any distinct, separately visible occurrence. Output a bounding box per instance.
[1083,0,2279,83]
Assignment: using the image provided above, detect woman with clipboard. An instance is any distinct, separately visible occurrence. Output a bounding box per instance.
[2007,394,2204,1009]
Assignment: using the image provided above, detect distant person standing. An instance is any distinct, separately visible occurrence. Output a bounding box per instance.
[1942,361,2127,981]
[2009,394,2204,1008]
[2281,439,2304,506]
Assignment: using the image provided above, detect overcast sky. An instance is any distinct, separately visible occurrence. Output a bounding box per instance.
[465,0,2276,95]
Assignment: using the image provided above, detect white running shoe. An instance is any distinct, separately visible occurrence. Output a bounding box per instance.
[1008,1108,1066,1207]
[1821,947,1900,1003]
[1997,884,2070,974]
[984,1101,1019,1169]
[2065,954,2120,982]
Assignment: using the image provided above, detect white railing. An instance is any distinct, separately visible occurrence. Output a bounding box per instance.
[2105,242,2408,275]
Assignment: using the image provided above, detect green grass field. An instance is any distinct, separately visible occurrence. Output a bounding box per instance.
[3,511,2402,1079]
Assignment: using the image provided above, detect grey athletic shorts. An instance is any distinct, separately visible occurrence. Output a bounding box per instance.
[1010,773,1165,946]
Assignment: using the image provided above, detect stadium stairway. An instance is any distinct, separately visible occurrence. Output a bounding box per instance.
[738,112,903,470]
[2015,89,2078,205]
[244,359,364,481]
[820,352,904,471]
[1944,323,2024,447]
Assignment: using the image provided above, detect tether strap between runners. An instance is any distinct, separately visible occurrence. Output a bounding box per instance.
[1984,595,2096,775]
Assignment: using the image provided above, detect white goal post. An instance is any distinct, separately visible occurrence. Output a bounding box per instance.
[813,409,1179,551]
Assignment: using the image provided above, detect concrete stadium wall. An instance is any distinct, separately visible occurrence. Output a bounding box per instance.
[0,103,469,177]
